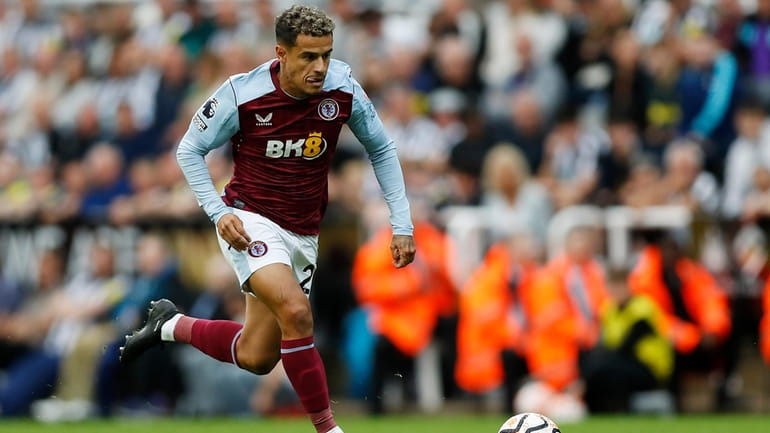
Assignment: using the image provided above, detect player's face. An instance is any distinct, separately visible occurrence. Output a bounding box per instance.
[276,34,333,98]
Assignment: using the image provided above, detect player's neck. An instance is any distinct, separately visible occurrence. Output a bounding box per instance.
[280,85,305,100]
[277,70,307,100]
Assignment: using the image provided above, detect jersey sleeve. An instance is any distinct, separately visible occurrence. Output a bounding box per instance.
[176,79,240,224]
[347,77,413,236]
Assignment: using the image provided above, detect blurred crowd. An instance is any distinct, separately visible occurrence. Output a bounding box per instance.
[2,0,770,422]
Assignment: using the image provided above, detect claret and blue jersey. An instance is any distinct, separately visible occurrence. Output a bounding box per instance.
[176,58,413,236]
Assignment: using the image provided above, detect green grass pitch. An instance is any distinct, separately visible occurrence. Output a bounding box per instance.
[1,414,768,433]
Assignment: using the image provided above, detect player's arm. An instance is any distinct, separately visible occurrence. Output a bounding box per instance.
[176,79,250,249]
[347,77,415,268]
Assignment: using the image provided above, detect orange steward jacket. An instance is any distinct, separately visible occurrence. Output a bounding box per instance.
[454,243,540,393]
[352,222,456,357]
[525,254,609,391]
[628,245,731,354]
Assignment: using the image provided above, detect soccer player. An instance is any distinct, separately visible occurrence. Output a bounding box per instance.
[119,5,415,433]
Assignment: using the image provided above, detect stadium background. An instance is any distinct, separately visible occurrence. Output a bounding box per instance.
[2,0,770,427]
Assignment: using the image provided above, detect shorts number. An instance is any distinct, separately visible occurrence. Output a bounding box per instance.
[299,264,316,294]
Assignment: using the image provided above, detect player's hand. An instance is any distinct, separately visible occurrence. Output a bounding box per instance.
[390,234,416,268]
[217,213,251,251]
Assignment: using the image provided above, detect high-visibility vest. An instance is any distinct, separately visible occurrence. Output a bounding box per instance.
[352,222,456,357]
[454,244,539,393]
[525,255,610,391]
[601,295,674,383]
[628,245,731,354]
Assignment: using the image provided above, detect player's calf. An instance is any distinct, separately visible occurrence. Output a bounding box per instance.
[234,346,281,375]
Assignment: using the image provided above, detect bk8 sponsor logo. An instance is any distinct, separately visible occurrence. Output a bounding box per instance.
[265,132,327,160]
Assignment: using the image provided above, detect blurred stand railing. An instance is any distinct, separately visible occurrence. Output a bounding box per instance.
[440,205,695,289]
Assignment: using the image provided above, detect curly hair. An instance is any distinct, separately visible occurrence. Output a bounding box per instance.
[275,5,335,47]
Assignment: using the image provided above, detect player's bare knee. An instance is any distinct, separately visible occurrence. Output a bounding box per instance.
[278,301,314,335]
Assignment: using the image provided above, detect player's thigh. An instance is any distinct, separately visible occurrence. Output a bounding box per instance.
[246,263,311,329]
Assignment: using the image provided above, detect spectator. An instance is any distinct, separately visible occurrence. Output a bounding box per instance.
[714,0,744,50]
[352,211,456,414]
[454,229,542,410]
[677,33,739,170]
[133,0,188,50]
[557,0,628,110]
[114,233,190,337]
[113,102,154,163]
[0,249,64,417]
[80,143,131,222]
[50,102,104,164]
[7,0,60,62]
[490,89,550,173]
[0,243,126,419]
[38,160,88,225]
[633,0,716,46]
[479,144,552,245]
[326,0,363,69]
[538,105,609,210]
[420,35,484,101]
[4,44,61,168]
[94,38,159,135]
[32,243,128,421]
[659,139,721,217]
[57,7,91,53]
[741,165,770,224]
[0,1,20,52]
[722,100,770,220]
[628,231,732,410]
[618,154,664,209]
[147,43,191,153]
[439,107,492,208]
[606,30,651,132]
[581,269,674,413]
[482,0,566,90]
[502,32,567,124]
[642,41,682,162]
[0,47,38,158]
[379,83,449,199]
[49,49,99,162]
[514,225,609,422]
[108,158,160,226]
[99,233,192,416]
[0,153,37,222]
[428,87,467,150]
[427,0,486,65]
[733,0,770,110]
[178,0,216,60]
[206,0,259,56]
[594,114,646,206]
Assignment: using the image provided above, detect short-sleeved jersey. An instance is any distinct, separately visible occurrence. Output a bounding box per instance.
[177,59,412,236]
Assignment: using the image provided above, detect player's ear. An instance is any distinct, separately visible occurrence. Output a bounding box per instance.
[275,44,287,61]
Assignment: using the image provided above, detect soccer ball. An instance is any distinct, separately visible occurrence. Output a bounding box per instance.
[498,412,561,433]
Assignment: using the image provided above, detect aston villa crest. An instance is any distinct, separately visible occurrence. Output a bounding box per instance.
[247,241,268,258]
[318,98,339,121]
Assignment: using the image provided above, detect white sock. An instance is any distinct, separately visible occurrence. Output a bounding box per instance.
[325,427,344,433]
[160,313,183,342]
